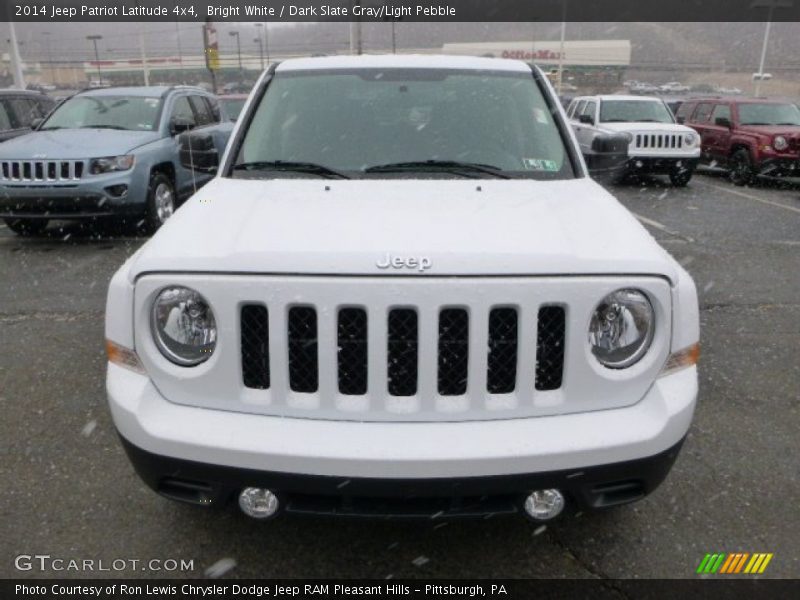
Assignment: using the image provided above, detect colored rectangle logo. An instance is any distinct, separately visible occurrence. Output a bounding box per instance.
[697,553,773,575]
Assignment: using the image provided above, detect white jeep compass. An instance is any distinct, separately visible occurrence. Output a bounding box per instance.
[105,55,699,521]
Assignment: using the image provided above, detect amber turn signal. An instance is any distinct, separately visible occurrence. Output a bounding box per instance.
[106,339,146,374]
[660,343,700,376]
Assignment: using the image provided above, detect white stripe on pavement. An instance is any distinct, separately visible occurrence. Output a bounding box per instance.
[694,180,800,215]
[633,213,692,241]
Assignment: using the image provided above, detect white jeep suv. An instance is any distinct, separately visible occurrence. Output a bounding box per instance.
[105,55,699,521]
[568,95,702,186]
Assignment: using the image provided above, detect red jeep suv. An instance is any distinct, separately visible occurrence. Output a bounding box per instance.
[677,97,800,185]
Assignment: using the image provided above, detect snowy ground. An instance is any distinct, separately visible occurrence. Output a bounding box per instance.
[1,169,798,580]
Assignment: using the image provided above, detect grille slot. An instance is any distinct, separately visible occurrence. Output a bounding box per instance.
[487,308,518,394]
[535,306,566,391]
[387,308,418,397]
[338,308,368,395]
[437,308,469,396]
[241,305,270,390]
[288,306,318,393]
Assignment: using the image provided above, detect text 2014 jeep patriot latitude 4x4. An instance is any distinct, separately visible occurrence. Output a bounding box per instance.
[106,56,700,521]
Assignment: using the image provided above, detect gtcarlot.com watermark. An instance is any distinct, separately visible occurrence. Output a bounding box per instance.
[14,554,194,573]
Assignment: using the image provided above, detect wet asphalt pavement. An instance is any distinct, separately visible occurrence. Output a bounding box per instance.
[1,169,798,580]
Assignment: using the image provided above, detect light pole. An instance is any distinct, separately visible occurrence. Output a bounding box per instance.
[556,0,567,95]
[253,37,264,70]
[8,22,25,89]
[229,30,242,76]
[42,31,53,84]
[254,23,264,69]
[750,0,793,96]
[86,34,103,82]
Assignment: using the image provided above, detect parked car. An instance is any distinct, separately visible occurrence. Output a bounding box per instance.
[221,81,252,94]
[0,86,233,235]
[660,96,689,118]
[0,89,56,143]
[659,82,690,93]
[567,95,701,185]
[629,82,660,95]
[677,96,800,185]
[219,94,249,121]
[105,55,699,522]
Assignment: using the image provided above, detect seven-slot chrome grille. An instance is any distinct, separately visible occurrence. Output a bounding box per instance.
[633,133,683,150]
[1,160,84,182]
[240,304,566,399]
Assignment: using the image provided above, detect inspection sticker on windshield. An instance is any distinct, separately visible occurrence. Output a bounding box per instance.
[523,158,558,171]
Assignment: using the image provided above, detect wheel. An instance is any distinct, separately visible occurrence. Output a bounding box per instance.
[729,149,755,187]
[669,165,694,187]
[3,218,49,236]
[143,172,177,233]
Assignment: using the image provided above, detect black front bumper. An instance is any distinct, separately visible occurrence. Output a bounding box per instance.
[757,156,800,177]
[119,435,686,519]
[628,157,699,175]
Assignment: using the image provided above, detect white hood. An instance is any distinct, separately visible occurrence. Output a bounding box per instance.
[600,122,695,135]
[129,177,678,281]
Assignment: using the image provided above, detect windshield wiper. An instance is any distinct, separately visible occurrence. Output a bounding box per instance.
[39,126,62,131]
[741,122,769,126]
[80,125,127,130]
[776,122,800,126]
[364,160,510,179]
[233,160,349,179]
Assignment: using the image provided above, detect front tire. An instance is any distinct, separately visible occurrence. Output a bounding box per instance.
[143,172,176,233]
[669,166,694,187]
[4,218,49,236]
[729,149,755,187]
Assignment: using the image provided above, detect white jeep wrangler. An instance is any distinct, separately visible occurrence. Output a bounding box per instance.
[567,95,702,186]
[106,55,699,521]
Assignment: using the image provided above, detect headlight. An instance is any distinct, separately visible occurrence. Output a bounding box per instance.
[773,135,788,151]
[89,154,135,174]
[588,289,654,369]
[622,132,634,143]
[151,286,216,366]
[683,133,697,146]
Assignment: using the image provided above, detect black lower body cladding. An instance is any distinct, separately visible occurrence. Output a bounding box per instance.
[119,433,686,519]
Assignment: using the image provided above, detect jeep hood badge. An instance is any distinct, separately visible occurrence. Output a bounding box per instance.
[377,253,432,272]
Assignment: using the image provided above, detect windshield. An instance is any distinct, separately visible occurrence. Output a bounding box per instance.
[600,100,674,123]
[41,95,162,131]
[738,103,800,126]
[234,68,573,179]
[221,98,247,121]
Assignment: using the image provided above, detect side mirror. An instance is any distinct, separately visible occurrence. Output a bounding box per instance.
[588,132,630,182]
[579,114,594,125]
[676,116,686,124]
[30,117,44,130]
[715,116,732,128]
[170,116,194,136]
[178,131,219,173]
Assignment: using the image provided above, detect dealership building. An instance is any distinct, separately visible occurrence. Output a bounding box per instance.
[441,40,631,89]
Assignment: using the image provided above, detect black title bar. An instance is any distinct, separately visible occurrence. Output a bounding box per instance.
[4,579,800,600]
[2,0,800,22]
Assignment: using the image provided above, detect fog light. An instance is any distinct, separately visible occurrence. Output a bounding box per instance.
[523,489,565,521]
[238,487,279,519]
